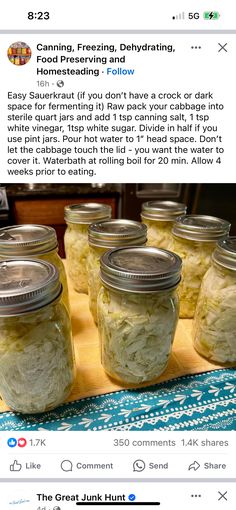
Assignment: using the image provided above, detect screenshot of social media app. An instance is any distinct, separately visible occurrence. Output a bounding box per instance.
[0,1,235,509]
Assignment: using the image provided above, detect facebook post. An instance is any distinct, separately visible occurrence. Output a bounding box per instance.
[0,1,235,509]
[1,33,235,183]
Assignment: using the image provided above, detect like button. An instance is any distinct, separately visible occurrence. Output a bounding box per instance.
[10,460,22,472]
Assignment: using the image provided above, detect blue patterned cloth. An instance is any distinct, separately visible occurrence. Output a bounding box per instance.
[0,369,235,431]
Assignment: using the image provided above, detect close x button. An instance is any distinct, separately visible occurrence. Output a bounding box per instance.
[218,491,228,501]
[218,43,228,52]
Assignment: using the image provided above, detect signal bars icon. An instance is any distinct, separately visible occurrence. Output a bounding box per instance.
[172,12,185,20]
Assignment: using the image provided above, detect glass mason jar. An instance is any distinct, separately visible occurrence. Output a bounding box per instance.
[87,220,147,324]
[193,237,236,364]
[0,224,70,313]
[172,215,231,318]
[64,203,112,293]
[0,259,75,414]
[141,200,187,250]
[97,246,182,384]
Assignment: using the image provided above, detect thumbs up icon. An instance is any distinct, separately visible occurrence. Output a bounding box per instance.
[10,460,22,472]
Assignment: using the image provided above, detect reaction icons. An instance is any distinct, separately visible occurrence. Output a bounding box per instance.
[8,42,32,66]
[18,437,27,448]
[7,437,27,447]
[7,438,17,448]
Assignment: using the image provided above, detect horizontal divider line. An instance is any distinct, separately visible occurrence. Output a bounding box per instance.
[0,30,235,34]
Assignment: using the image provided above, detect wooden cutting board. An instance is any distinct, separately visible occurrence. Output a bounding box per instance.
[0,262,221,413]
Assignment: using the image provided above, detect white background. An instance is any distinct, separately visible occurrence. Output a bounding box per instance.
[0,0,235,30]
[0,33,235,182]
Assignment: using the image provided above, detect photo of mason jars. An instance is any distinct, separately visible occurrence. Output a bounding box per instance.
[0,183,235,430]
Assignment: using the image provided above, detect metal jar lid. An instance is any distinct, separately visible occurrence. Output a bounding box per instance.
[64,203,112,224]
[213,237,236,271]
[0,225,58,256]
[172,215,231,242]
[88,220,147,248]
[141,201,187,221]
[0,259,62,316]
[100,246,182,292]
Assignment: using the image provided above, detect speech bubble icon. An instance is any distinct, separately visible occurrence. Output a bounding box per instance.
[133,459,146,472]
[60,459,73,472]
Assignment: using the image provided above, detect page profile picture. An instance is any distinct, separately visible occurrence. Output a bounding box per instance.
[7,41,32,65]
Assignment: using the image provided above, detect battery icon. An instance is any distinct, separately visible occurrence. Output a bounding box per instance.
[203,11,220,20]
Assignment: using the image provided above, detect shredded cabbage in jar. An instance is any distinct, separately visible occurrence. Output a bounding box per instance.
[64,223,89,293]
[87,246,106,324]
[0,302,75,414]
[40,251,70,312]
[97,286,178,384]
[142,218,174,250]
[193,265,236,363]
[173,238,215,318]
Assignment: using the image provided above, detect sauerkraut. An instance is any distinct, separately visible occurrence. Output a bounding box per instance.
[193,265,236,363]
[142,218,174,250]
[87,246,106,324]
[64,223,89,293]
[0,301,75,414]
[173,237,215,318]
[97,286,179,384]
[40,251,70,312]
